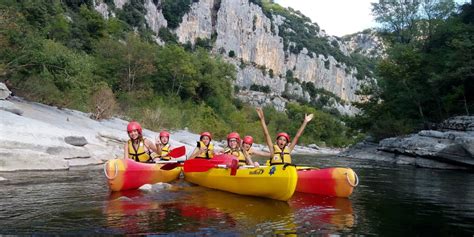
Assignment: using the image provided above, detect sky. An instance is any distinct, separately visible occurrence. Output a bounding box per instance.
[274,0,471,37]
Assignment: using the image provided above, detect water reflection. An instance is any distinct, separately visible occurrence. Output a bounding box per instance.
[289,193,355,234]
[104,183,356,235]
[183,187,296,236]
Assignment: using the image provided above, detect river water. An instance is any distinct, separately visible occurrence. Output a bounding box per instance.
[1,155,473,236]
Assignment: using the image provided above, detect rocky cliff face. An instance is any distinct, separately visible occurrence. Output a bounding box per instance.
[342,29,385,58]
[96,0,375,114]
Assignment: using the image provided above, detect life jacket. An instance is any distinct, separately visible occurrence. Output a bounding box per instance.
[159,143,171,161]
[128,139,152,163]
[196,141,214,159]
[268,144,292,165]
[246,147,254,156]
[224,147,246,165]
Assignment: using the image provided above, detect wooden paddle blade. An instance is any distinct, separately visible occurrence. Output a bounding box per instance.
[160,162,181,170]
[183,158,218,172]
[168,146,186,158]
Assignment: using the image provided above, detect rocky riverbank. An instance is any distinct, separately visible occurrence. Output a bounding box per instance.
[340,117,474,170]
[0,83,334,174]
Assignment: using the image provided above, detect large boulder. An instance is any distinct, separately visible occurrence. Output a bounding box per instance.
[343,116,474,169]
[0,82,11,99]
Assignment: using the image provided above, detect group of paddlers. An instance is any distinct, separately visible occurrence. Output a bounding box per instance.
[124,108,313,166]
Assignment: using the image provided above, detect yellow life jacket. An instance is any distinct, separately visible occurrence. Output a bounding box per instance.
[159,143,171,161]
[268,144,291,165]
[196,141,214,159]
[128,139,151,163]
[224,147,246,165]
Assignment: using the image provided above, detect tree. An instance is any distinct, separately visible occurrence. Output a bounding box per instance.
[155,44,197,97]
[94,33,157,92]
[371,0,455,45]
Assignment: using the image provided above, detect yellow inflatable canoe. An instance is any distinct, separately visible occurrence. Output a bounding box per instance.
[183,155,297,201]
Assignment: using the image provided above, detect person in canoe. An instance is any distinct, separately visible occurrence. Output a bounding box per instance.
[124,121,158,163]
[153,130,172,161]
[189,132,214,159]
[223,132,258,166]
[256,107,313,165]
[241,135,271,159]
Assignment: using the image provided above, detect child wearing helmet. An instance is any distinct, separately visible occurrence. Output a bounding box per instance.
[223,132,257,166]
[124,121,158,163]
[241,135,271,159]
[189,132,215,159]
[154,130,172,161]
[256,108,313,165]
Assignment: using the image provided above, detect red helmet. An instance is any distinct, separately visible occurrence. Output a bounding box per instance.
[200,132,212,140]
[243,136,254,145]
[276,132,290,143]
[227,132,241,143]
[127,121,142,135]
[160,131,170,137]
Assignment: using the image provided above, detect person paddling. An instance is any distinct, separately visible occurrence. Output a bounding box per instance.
[154,130,172,161]
[189,132,214,159]
[223,132,257,166]
[124,121,158,163]
[256,108,313,165]
[241,135,271,159]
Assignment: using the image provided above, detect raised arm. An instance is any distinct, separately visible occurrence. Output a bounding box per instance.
[256,108,274,155]
[289,113,314,151]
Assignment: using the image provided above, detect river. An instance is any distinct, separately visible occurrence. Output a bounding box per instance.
[1,155,473,235]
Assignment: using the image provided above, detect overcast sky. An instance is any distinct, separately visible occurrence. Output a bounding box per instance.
[274,0,471,37]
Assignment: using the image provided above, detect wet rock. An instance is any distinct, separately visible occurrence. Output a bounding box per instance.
[308,144,320,150]
[64,136,88,146]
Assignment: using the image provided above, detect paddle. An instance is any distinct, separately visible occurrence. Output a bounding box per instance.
[168,146,186,158]
[183,155,236,172]
[159,146,186,170]
[183,158,219,172]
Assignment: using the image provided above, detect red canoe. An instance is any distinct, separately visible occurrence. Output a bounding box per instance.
[296,167,358,198]
[104,158,181,192]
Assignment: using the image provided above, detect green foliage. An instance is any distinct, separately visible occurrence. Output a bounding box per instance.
[250,84,270,93]
[195,37,212,50]
[94,33,157,93]
[161,0,192,29]
[8,39,96,111]
[353,2,473,140]
[158,27,178,44]
[228,50,236,57]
